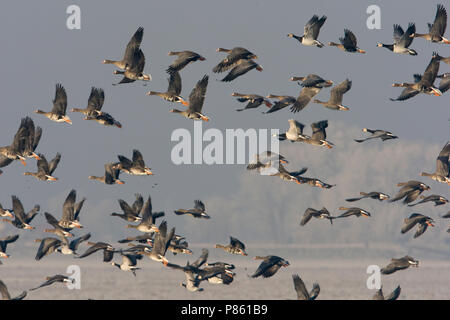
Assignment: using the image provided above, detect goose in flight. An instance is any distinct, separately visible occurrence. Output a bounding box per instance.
[287,15,327,48]
[212,47,258,73]
[174,200,209,219]
[170,75,210,121]
[167,50,206,73]
[34,84,72,124]
[290,74,333,88]
[264,95,296,114]
[329,29,366,53]
[29,275,75,291]
[420,141,449,185]
[377,23,417,55]
[103,26,144,69]
[0,234,19,259]
[313,79,352,110]
[292,274,320,300]
[89,162,125,185]
[276,119,333,148]
[146,70,188,106]
[111,252,143,276]
[389,181,430,204]
[413,4,450,43]
[126,195,163,233]
[113,47,151,84]
[23,153,61,181]
[3,196,40,230]
[77,241,116,262]
[381,256,419,275]
[111,198,142,223]
[35,233,91,260]
[0,117,32,167]
[333,207,371,219]
[408,194,448,207]
[300,207,333,226]
[215,236,248,256]
[220,59,263,82]
[141,220,174,266]
[346,191,390,202]
[401,213,434,238]
[113,149,153,176]
[354,128,398,143]
[232,93,272,111]
[251,255,290,278]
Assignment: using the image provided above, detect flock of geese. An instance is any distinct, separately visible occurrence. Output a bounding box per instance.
[1,4,450,300]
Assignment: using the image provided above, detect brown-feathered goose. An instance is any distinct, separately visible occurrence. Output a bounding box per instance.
[247,151,288,172]
[297,176,335,189]
[413,4,450,43]
[89,162,124,185]
[0,117,31,167]
[21,117,42,161]
[146,70,188,106]
[232,93,272,111]
[389,181,430,204]
[268,163,307,185]
[58,189,85,230]
[421,141,449,184]
[167,50,206,73]
[436,73,450,93]
[289,84,322,113]
[3,196,39,230]
[329,29,366,53]
[346,191,390,202]
[215,236,248,256]
[381,256,419,274]
[111,198,142,223]
[0,204,13,219]
[113,47,151,84]
[333,207,371,219]
[264,95,296,114]
[174,200,210,219]
[142,220,174,266]
[0,280,26,300]
[251,255,290,278]
[76,241,116,262]
[35,84,72,124]
[111,252,142,276]
[372,285,401,300]
[0,234,19,259]
[377,23,417,55]
[29,275,74,291]
[290,74,333,88]
[292,274,320,300]
[113,149,153,175]
[278,120,333,148]
[300,207,333,226]
[408,194,448,206]
[103,27,144,69]
[212,47,258,73]
[170,75,209,121]
[391,52,442,101]
[401,213,434,238]
[287,15,327,48]
[354,128,398,143]
[220,59,263,82]
[23,153,60,181]
[313,79,352,110]
[126,195,163,233]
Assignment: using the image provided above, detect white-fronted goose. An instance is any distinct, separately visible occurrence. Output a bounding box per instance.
[111,253,142,276]
[251,255,290,278]
[43,212,73,238]
[408,194,448,207]
[57,189,85,230]
[247,151,288,172]
[34,237,62,260]
[346,191,390,202]
[292,274,320,300]
[103,27,144,69]
[76,241,115,262]
[146,70,188,106]
[21,117,42,161]
[313,79,352,110]
[389,181,430,204]
[113,47,151,84]
[381,256,419,275]
[35,84,72,124]
[354,128,398,143]
[220,59,263,82]
[329,29,366,53]
[264,95,296,114]
[290,86,322,113]
[413,4,450,43]
[290,74,333,88]
[126,195,163,233]
[287,15,327,48]
[113,149,153,175]
[300,207,333,226]
[0,234,19,259]
[279,120,333,148]
[23,153,60,181]
[167,50,206,73]
[274,119,305,142]
[0,117,31,168]
[372,286,401,300]
[3,196,40,230]
[0,280,26,300]
[421,141,449,184]
[401,213,434,238]
[232,92,272,111]
[170,75,210,121]
[334,207,371,219]
[111,198,142,222]
[269,163,307,185]
[215,236,248,256]
[0,204,13,219]
[174,200,209,219]
[297,176,335,189]
[89,162,125,185]
[391,52,442,101]
[143,220,174,266]
[377,23,417,55]
[212,47,258,73]
[169,237,192,255]
[29,275,74,291]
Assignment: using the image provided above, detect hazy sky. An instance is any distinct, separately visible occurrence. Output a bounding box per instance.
[0,0,448,249]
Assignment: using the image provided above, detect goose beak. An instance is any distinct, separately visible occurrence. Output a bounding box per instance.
[180,100,189,107]
[64,118,72,124]
[357,49,366,54]
[33,153,41,160]
[200,115,210,122]
[115,180,125,185]
[20,159,27,166]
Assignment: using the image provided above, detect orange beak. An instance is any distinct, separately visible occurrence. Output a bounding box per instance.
[201,116,210,122]
[181,100,189,107]
[358,49,366,54]
[115,180,125,185]
[33,154,41,160]
[20,159,27,166]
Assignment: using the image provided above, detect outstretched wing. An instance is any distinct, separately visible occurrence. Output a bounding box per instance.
[436,142,450,177]
[290,87,321,113]
[51,84,67,116]
[329,79,351,104]
[188,75,208,113]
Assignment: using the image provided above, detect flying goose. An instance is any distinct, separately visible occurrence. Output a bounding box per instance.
[270,163,307,185]
[113,47,151,84]
[111,198,142,222]
[111,253,143,276]
[77,241,116,262]
[381,256,419,275]
[220,59,263,82]
[391,52,442,101]
[377,23,417,55]
[3,196,40,230]
[23,153,61,181]
[170,75,210,121]
[333,207,371,219]
[264,95,296,114]
[346,191,390,202]
[0,204,13,219]
[289,85,322,113]
[420,141,449,185]
[215,236,248,256]
[287,15,327,48]
[401,213,434,238]
[413,4,450,43]
[167,50,206,73]
[146,70,188,106]
[142,220,174,266]
[300,207,333,226]
[89,162,125,185]
[34,84,72,124]
[168,237,192,255]
[113,149,153,175]
[232,93,272,111]
[0,280,26,300]
[30,275,75,291]
[292,274,320,300]
[436,73,450,94]
[21,117,42,161]
[251,255,290,278]
[290,74,333,88]
[297,176,335,189]
[212,47,258,73]
[103,26,144,69]
[329,29,366,53]
[174,200,209,219]
[277,120,333,148]
[247,151,288,172]
[389,181,430,204]
[0,117,32,168]
[0,234,19,259]
[126,195,163,233]
[408,194,448,207]
[313,79,352,110]
[354,128,398,143]
[372,286,401,300]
